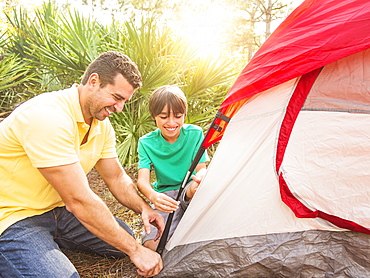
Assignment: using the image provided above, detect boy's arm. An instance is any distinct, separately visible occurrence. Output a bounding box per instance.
[136,168,156,201]
[137,168,179,213]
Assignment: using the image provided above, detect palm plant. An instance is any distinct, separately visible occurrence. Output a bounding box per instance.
[108,20,239,165]
[182,57,238,128]
[5,2,106,91]
[0,54,36,114]
[108,20,199,165]
[2,2,239,166]
[0,11,37,115]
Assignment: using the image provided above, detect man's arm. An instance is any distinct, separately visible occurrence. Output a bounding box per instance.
[95,158,164,239]
[38,162,162,277]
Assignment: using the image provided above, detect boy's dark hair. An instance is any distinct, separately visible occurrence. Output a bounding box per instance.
[149,85,188,118]
[81,51,142,89]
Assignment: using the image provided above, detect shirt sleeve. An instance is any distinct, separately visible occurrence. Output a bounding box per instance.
[100,120,118,159]
[14,104,79,168]
[137,138,152,169]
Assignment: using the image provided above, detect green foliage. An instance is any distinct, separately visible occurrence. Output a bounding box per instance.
[111,97,156,166]
[1,1,238,166]
[5,2,105,90]
[0,54,36,114]
[182,57,237,128]
[105,20,238,165]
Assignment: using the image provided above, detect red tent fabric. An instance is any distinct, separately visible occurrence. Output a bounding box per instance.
[204,0,370,147]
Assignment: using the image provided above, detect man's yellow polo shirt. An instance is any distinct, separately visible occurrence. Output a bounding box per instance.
[0,85,117,235]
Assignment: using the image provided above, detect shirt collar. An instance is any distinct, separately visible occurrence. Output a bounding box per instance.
[70,84,85,124]
[70,84,102,139]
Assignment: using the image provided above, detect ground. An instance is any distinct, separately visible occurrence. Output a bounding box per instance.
[62,166,146,278]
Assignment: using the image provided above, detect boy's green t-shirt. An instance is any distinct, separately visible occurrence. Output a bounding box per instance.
[138,124,209,192]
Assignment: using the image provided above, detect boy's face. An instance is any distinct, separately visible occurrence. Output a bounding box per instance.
[154,105,185,143]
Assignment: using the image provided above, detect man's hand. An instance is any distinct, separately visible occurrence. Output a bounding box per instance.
[141,206,165,241]
[129,245,163,277]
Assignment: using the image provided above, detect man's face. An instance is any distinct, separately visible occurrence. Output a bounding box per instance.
[86,74,135,123]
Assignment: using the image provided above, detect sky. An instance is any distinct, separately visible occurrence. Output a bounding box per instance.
[2,0,305,58]
[170,0,305,57]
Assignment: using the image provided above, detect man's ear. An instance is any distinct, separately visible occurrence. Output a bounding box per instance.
[88,73,100,88]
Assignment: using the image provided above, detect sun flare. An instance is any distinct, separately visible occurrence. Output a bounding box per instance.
[170,2,231,59]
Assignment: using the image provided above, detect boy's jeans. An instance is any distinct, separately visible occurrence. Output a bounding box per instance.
[0,207,133,277]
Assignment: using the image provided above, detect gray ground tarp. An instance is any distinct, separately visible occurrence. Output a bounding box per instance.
[157,230,370,277]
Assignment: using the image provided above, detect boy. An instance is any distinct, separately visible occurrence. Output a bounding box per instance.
[137,85,209,251]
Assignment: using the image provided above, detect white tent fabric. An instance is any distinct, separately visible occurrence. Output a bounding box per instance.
[303,49,370,112]
[283,112,370,226]
[157,46,370,278]
[166,78,343,251]
[156,0,370,276]
[282,48,370,229]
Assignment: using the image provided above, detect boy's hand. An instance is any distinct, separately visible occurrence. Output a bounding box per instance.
[186,168,207,200]
[185,180,199,200]
[150,192,179,213]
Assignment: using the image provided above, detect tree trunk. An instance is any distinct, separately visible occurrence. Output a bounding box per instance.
[265,0,272,40]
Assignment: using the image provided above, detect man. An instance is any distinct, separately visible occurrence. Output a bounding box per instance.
[0,51,164,277]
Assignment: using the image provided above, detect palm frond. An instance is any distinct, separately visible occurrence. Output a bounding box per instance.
[2,4,239,166]
[0,54,36,113]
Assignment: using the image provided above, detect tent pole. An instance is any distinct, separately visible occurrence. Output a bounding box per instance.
[156,109,230,255]
[156,146,206,255]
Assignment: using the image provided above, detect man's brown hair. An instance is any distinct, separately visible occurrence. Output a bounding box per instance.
[81,51,142,89]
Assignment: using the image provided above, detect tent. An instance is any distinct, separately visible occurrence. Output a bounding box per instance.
[156,0,370,277]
